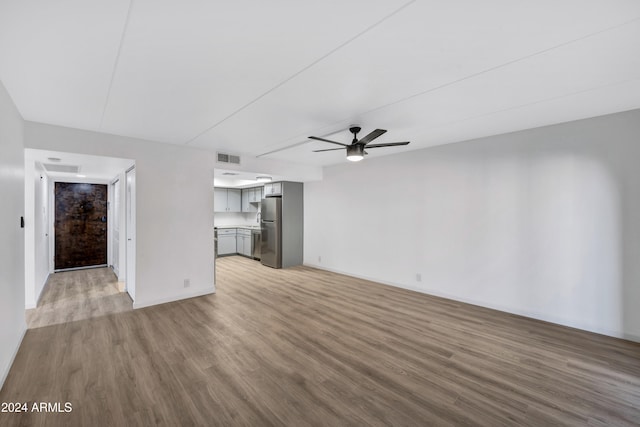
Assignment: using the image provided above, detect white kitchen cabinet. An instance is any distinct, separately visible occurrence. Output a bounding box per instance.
[241,189,248,211]
[241,188,259,212]
[217,228,237,255]
[242,235,252,257]
[263,182,282,197]
[249,187,262,203]
[236,234,244,254]
[214,188,242,212]
[227,189,241,212]
[236,229,252,257]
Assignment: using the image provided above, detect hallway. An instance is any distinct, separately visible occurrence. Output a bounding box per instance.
[26,267,132,329]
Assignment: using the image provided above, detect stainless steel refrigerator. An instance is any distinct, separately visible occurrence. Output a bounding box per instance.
[260,197,282,268]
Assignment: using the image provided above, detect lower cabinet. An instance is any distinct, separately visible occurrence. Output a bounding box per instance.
[237,234,244,255]
[217,228,237,255]
[241,235,251,257]
[237,230,252,257]
[217,228,253,257]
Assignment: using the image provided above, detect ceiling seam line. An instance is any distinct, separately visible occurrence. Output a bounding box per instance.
[182,0,417,146]
[351,15,640,120]
[99,0,135,129]
[258,77,638,159]
[251,14,640,159]
[258,13,640,157]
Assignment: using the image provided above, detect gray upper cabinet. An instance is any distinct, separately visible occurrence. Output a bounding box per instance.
[249,187,261,203]
[241,188,250,212]
[241,187,262,212]
[264,182,282,197]
[242,188,259,212]
[227,189,241,211]
[214,188,242,212]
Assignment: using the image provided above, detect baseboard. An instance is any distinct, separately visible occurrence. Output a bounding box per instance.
[0,322,27,391]
[303,263,640,343]
[132,287,216,310]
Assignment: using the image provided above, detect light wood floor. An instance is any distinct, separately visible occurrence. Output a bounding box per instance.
[2,256,639,426]
[26,267,132,329]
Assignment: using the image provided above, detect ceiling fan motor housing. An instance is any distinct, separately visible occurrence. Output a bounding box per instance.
[349,126,361,144]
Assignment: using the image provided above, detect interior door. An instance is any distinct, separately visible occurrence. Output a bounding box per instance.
[126,167,136,301]
[54,182,108,270]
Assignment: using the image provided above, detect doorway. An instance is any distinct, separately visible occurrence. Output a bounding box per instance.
[54,182,108,271]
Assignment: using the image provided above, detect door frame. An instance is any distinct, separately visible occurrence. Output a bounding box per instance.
[125,166,136,302]
[109,178,121,278]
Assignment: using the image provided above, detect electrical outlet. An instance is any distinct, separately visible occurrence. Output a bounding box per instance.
[184,279,190,288]
[416,273,422,282]
[318,256,322,263]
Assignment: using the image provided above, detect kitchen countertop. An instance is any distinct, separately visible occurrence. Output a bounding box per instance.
[215,225,261,231]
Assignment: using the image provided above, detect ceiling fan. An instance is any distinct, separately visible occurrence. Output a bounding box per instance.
[309,126,410,162]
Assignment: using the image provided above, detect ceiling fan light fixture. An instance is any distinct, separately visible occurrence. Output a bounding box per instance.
[256,176,272,182]
[346,145,364,162]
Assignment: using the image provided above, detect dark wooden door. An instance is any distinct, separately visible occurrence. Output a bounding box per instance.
[55,182,108,270]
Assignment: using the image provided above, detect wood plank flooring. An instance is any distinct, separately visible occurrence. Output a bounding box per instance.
[2,256,639,426]
[26,267,132,329]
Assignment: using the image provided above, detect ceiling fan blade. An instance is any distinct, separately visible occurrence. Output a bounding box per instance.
[308,136,348,147]
[313,147,344,152]
[358,129,387,145]
[364,142,410,148]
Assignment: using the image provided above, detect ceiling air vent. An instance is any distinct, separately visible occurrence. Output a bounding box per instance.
[217,152,241,165]
[42,163,81,174]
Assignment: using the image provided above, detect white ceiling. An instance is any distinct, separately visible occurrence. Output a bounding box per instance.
[25,149,134,181]
[213,168,284,188]
[2,1,640,167]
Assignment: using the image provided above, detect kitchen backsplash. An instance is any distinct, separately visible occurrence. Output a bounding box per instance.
[214,211,260,227]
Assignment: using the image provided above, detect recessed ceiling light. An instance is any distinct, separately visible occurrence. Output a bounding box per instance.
[47,157,61,162]
[76,174,86,178]
[256,176,272,182]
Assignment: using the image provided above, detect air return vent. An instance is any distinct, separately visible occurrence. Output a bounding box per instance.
[217,152,241,165]
[42,163,81,174]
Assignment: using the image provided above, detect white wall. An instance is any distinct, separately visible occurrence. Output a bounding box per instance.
[23,158,49,308]
[214,211,261,227]
[24,122,216,309]
[304,109,640,341]
[0,80,26,389]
